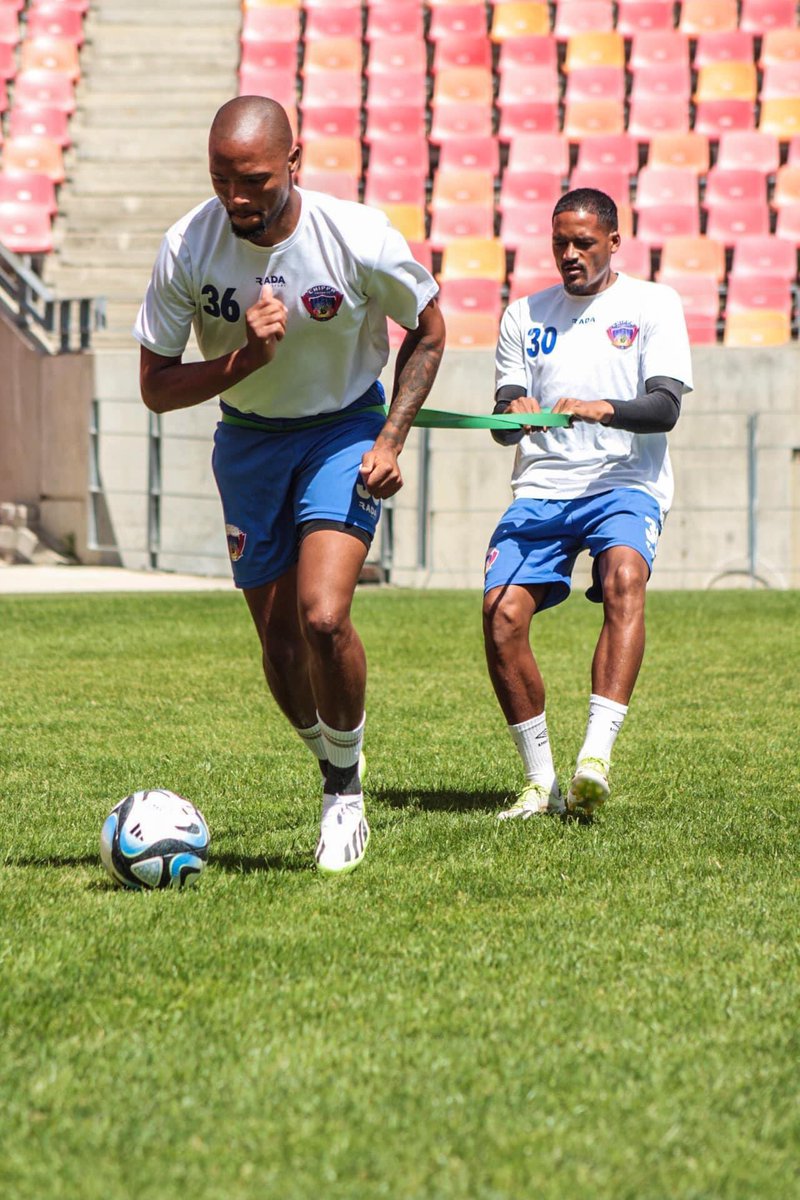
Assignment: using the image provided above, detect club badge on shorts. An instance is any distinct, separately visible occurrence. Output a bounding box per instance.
[484,547,499,575]
[225,524,246,562]
[606,321,639,349]
[301,285,344,321]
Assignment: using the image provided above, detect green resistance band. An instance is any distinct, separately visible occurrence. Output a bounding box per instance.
[412,408,571,430]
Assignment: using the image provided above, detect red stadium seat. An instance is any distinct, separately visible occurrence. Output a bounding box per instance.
[739,0,798,34]
[704,199,771,243]
[2,133,65,182]
[499,170,562,210]
[726,275,793,317]
[564,66,626,103]
[498,100,560,139]
[704,167,767,206]
[508,270,561,300]
[627,96,690,138]
[0,7,20,46]
[364,171,426,207]
[636,203,700,248]
[0,42,16,80]
[364,105,426,141]
[629,31,690,71]
[430,4,490,41]
[0,201,53,253]
[729,234,797,279]
[694,100,756,137]
[12,68,75,113]
[429,203,495,247]
[367,36,427,78]
[435,134,500,173]
[667,275,721,343]
[301,8,356,41]
[26,8,84,45]
[19,36,81,80]
[569,165,630,205]
[7,103,70,147]
[433,34,493,71]
[437,277,503,317]
[629,63,692,102]
[430,103,494,141]
[299,104,361,139]
[498,35,558,71]
[616,0,675,36]
[576,133,639,174]
[693,31,755,67]
[498,64,559,105]
[408,240,433,272]
[0,169,57,212]
[367,136,429,180]
[366,5,424,40]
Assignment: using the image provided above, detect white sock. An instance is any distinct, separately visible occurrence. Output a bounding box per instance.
[318,712,365,770]
[294,721,327,762]
[577,694,628,765]
[508,713,557,791]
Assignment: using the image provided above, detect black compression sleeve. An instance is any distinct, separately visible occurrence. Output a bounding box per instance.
[606,376,683,433]
[491,386,527,445]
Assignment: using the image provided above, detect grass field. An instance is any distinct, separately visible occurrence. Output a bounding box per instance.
[1,587,798,1199]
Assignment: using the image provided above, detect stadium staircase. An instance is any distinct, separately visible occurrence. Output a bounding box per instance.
[42,0,241,346]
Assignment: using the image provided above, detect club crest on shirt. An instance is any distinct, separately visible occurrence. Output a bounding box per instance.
[225,524,246,562]
[606,321,639,349]
[301,284,344,321]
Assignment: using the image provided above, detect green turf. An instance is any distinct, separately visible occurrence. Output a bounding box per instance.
[0,588,797,1199]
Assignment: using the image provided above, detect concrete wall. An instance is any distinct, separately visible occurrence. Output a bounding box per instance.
[0,312,96,559]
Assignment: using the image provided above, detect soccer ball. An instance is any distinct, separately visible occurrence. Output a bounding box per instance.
[100,789,210,890]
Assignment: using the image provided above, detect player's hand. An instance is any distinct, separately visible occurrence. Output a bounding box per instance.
[552,398,614,425]
[243,283,288,368]
[359,442,402,500]
[505,394,541,434]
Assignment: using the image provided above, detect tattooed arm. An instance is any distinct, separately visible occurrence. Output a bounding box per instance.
[360,297,446,499]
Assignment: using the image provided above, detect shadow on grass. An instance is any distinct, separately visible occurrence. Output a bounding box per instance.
[372,788,510,813]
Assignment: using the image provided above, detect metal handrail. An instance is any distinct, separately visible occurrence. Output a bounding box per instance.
[0,241,105,353]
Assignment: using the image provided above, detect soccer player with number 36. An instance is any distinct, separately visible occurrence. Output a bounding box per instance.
[134,97,444,874]
[483,189,692,821]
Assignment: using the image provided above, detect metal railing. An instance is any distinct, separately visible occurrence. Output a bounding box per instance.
[0,242,105,353]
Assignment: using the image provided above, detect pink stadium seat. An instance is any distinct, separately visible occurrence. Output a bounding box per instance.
[437,277,503,318]
[26,8,84,45]
[498,170,562,210]
[428,203,495,247]
[627,96,690,138]
[367,36,427,78]
[498,64,559,105]
[704,167,767,206]
[366,5,424,40]
[682,313,719,343]
[729,234,797,278]
[569,165,631,205]
[715,131,781,175]
[508,269,561,300]
[693,31,755,67]
[430,103,494,141]
[629,31,690,71]
[616,0,675,36]
[726,275,793,317]
[576,133,639,174]
[364,171,426,207]
[500,202,555,249]
[429,4,489,41]
[300,104,361,140]
[554,1,614,39]
[435,134,500,173]
[364,105,426,141]
[629,63,692,102]
[302,71,362,110]
[0,169,56,213]
[298,170,359,201]
[704,199,771,243]
[613,237,652,278]
[636,203,701,247]
[238,67,297,109]
[667,275,721,343]
[0,201,53,253]
[635,166,700,208]
[12,68,75,113]
[304,8,360,40]
[498,100,560,139]
[564,66,626,103]
[498,35,558,71]
[0,42,15,79]
[366,72,427,109]
[433,35,493,71]
[7,103,70,147]
[512,236,559,276]
[0,7,19,45]
[761,62,800,101]
[506,132,570,176]
[407,240,433,272]
[367,135,429,179]
[693,100,756,137]
[774,204,800,244]
[739,0,798,34]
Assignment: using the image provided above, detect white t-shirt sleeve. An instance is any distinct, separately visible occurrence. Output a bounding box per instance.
[364,223,438,330]
[639,282,694,393]
[494,302,528,393]
[134,234,196,358]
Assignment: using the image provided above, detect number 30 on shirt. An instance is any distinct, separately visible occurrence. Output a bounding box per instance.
[526,325,557,358]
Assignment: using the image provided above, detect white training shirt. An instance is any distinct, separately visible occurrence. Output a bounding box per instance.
[495,272,693,515]
[133,188,438,419]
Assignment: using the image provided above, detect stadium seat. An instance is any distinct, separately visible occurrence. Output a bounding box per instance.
[553,1,614,39]
[437,277,503,317]
[613,237,652,278]
[367,135,429,179]
[506,132,570,176]
[499,171,562,210]
[0,7,19,46]
[303,37,362,75]
[629,31,690,71]
[25,8,84,45]
[0,169,57,213]
[299,104,361,139]
[636,203,700,247]
[19,37,81,80]
[302,71,362,110]
[693,31,755,67]
[498,64,559,105]
[759,99,800,141]
[627,96,690,138]
[629,63,692,102]
[682,313,719,343]
[563,99,625,139]
[759,30,800,67]
[564,66,626,103]
[366,73,427,109]
[705,167,767,206]
[431,167,494,209]
[679,0,738,35]
[435,135,500,173]
[667,275,721,343]
[761,62,800,101]
[297,170,359,200]
[774,204,800,244]
[788,135,800,166]
[772,165,800,210]
[430,4,490,41]
[241,7,300,42]
[501,202,557,249]
[726,275,793,317]
[490,2,550,41]
[432,66,494,107]
[715,131,781,175]
[439,236,506,281]
[576,133,639,175]
[497,98,560,138]
[366,5,425,40]
[0,46,12,82]
[694,62,758,104]
[694,100,756,136]
[0,201,53,253]
[442,312,500,349]
[564,31,625,71]
[364,105,426,141]
[635,167,699,208]
[7,104,70,147]
[433,35,493,71]
[237,64,297,107]
[508,270,561,300]
[616,0,675,36]
[498,35,558,70]
[704,200,771,243]
[723,309,790,346]
[658,234,726,280]
[2,133,65,182]
[374,202,426,241]
[365,172,426,207]
[729,234,797,279]
[429,203,494,246]
[300,136,362,176]
[303,7,360,40]
[366,35,427,77]
[431,103,494,141]
[646,132,711,174]
[569,165,630,205]
[739,0,798,34]
[12,68,75,113]
[408,240,433,272]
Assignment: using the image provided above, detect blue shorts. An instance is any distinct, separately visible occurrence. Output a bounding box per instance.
[483,488,663,610]
[211,385,387,589]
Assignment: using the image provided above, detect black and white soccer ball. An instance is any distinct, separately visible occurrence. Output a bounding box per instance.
[100,789,210,890]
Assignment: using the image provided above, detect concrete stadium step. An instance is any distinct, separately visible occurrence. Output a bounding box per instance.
[58,193,207,230]
[68,127,215,161]
[56,232,167,268]
[67,163,213,194]
[73,94,232,130]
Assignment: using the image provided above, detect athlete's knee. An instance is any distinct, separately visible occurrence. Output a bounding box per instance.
[601,557,648,615]
[299,597,351,648]
[483,590,529,654]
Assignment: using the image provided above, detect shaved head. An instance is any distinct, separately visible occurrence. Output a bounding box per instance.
[209,96,294,155]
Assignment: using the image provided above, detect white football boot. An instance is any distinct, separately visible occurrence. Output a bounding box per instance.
[566,757,610,816]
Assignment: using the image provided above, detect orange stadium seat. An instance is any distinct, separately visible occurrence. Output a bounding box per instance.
[366,5,424,40]
[613,237,652,278]
[629,31,690,71]
[658,235,726,280]
[303,37,362,75]
[553,1,614,39]
[759,99,800,141]
[2,133,65,182]
[19,37,80,80]
[646,132,711,174]
[679,0,738,36]
[300,136,362,176]
[437,277,503,318]
[506,132,570,176]
[759,30,800,67]
[616,0,675,35]
[26,8,84,44]
[729,234,797,279]
[0,169,57,213]
[443,312,500,349]
[694,100,756,136]
[297,170,359,200]
[564,31,625,71]
[7,104,70,147]
[374,202,426,242]
[432,66,494,107]
[704,199,771,243]
[576,133,640,174]
[723,309,790,346]
[429,203,495,246]
[499,170,562,210]
[694,62,758,104]
[693,31,755,67]
[772,165,800,209]
[0,201,53,253]
[431,167,495,209]
[563,99,625,139]
[726,275,793,318]
[715,130,780,174]
[774,204,800,243]
[490,3,550,41]
[433,35,493,71]
[436,135,500,173]
[439,236,506,281]
[429,4,490,41]
[739,0,798,33]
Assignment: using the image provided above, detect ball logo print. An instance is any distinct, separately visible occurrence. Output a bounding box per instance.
[100,789,210,890]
